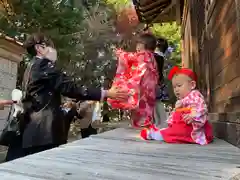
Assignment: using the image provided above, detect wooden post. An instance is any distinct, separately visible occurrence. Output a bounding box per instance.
[189,1,200,72]
[175,0,181,25]
[235,0,240,40]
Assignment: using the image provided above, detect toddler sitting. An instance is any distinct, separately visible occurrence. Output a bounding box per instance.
[140,66,213,145]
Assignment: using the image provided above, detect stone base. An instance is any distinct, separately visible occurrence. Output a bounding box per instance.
[209,113,240,148]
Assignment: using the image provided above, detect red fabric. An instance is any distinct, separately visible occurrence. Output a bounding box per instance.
[140,124,159,140]
[160,111,213,144]
[168,66,197,82]
[107,49,158,128]
[140,128,149,140]
[108,50,144,109]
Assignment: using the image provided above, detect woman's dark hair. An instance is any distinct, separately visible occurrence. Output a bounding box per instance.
[154,38,168,84]
[136,33,157,51]
[154,53,165,84]
[23,33,53,56]
[156,38,168,53]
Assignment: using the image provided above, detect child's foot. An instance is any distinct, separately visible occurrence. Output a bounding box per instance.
[140,124,158,140]
[140,128,151,140]
[140,124,163,141]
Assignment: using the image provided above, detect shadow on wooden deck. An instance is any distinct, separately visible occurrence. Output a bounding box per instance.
[0,128,239,180]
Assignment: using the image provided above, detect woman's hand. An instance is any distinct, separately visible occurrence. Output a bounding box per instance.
[106,86,128,100]
[0,100,14,106]
[0,100,14,110]
[86,101,94,105]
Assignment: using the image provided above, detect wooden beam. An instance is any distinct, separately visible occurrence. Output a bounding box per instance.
[138,0,169,12]
[175,0,181,25]
[181,0,189,38]
[153,12,176,23]
[138,4,167,16]
[138,0,168,6]
[152,0,176,23]
[235,0,240,38]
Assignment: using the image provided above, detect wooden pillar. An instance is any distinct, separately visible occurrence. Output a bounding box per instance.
[189,1,200,72]
[235,0,240,62]
[181,0,191,68]
[235,0,240,37]
[181,39,184,67]
[176,0,182,25]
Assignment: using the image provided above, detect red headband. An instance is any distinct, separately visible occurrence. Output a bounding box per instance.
[168,66,197,81]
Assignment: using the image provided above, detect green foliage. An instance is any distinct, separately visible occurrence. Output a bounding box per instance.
[150,22,181,105]
[150,22,181,65]
[1,0,181,106]
[0,0,84,66]
[0,0,120,87]
[105,0,131,11]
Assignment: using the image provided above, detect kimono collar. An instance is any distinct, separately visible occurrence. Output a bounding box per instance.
[154,50,165,59]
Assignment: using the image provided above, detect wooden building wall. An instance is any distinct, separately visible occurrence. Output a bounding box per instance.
[181,0,240,147]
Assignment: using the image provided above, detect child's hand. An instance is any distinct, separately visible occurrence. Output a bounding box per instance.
[183,107,198,124]
[0,100,14,106]
[183,114,194,124]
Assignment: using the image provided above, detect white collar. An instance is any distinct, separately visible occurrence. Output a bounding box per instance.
[36,55,44,59]
[154,50,165,58]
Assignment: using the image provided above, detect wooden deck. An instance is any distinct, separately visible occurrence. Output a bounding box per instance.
[0,128,239,180]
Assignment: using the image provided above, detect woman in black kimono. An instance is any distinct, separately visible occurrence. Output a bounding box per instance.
[153,38,169,127]
[5,33,128,161]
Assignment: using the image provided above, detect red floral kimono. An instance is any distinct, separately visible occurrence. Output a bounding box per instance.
[107,49,158,128]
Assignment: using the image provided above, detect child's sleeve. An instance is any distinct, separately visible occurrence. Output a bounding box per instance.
[166,112,173,125]
[115,49,136,64]
[131,53,148,78]
[186,90,208,125]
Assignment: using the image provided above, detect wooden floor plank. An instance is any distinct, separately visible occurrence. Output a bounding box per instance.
[0,128,239,180]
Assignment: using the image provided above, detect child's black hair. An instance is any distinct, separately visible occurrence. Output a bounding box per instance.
[136,33,157,51]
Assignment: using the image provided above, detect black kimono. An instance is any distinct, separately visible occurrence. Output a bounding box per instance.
[21,57,102,155]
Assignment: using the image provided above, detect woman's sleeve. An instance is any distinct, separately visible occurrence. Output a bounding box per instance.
[33,60,102,101]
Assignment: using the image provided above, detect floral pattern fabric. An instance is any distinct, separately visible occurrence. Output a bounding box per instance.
[107,49,158,128]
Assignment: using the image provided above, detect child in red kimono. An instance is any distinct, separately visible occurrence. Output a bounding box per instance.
[107,34,159,128]
[140,66,213,145]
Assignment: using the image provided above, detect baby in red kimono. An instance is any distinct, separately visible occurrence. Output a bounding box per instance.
[107,34,159,128]
[140,66,213,145]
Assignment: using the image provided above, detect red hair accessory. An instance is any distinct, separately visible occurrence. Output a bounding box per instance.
[168,66,197,81]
